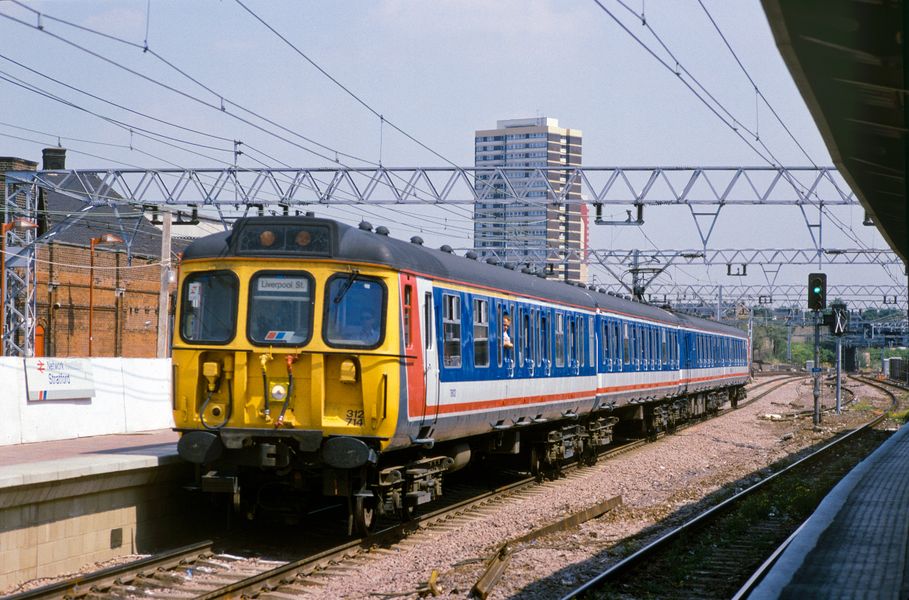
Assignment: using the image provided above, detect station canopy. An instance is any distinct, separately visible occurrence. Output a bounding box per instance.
[763,0,909,263]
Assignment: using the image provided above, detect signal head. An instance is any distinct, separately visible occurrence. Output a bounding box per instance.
[807,272,827,310]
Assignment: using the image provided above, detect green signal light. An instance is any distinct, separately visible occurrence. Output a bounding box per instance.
[813,286,821,293]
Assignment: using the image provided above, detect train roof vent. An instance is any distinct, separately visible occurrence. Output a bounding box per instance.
[503,263,516,270]
[440,245,453,253]
[486,257,499,265]
[358,221,373,231]
[305,211,315,217]
[597,287,607,294]
[536,271,546,278]
[521,266,533,274]
[375,226,390,236]
[410,236,424,245]
[465,250,478,260]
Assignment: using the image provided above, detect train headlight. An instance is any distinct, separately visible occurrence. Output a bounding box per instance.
[270,384,287,401]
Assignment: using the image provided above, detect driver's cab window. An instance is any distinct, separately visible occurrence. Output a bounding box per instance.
[324,273,385,348]
[247,271,314,346]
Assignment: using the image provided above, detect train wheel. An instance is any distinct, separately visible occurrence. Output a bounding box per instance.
[352,496,375,536]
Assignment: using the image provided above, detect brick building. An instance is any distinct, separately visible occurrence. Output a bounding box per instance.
[0,149,175,358]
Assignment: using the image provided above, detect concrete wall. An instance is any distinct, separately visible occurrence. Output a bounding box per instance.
[0,459,201,593]
[0,357,173,446]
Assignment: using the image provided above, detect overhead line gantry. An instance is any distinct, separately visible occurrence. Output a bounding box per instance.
[1,165,897,356]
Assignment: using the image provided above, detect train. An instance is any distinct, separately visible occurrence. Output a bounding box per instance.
[172,216,751,533]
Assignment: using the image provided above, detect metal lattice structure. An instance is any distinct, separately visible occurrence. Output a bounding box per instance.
[0,165,898,356]
[15,165,856,207]
[472,246,901,269]
[2,174,39,356]
[625,284,907,311]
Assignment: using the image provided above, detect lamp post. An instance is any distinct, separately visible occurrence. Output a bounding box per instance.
[89,234,124,356]
[0,217,38,356]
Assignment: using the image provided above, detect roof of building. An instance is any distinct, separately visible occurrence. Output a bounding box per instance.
[39,171,182,259]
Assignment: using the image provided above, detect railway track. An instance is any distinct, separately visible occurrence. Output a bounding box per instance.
[561,374,904,600]
[4,541,215,600]
[8,376,784,600]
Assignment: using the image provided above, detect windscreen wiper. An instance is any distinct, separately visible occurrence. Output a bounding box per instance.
[333,269,360,304]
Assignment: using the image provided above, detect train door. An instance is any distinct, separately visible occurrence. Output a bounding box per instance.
[500,301,516,378]
[418,281,439,428]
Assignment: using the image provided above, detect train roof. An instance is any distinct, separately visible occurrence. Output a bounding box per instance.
[182,216,746,339]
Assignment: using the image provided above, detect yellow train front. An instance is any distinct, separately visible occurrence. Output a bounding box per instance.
[173,216,440,533]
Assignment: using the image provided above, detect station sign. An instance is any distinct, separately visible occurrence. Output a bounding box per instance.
[24,358,95,401]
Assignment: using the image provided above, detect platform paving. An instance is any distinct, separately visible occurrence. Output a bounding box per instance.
[749,422,909,599]
[0,430,179,488]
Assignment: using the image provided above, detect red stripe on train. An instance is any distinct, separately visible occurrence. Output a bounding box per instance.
[411,371,749,416]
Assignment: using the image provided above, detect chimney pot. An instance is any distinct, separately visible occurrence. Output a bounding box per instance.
[42,147,66,170]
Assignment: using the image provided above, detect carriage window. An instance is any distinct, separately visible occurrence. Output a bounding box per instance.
[442,294,462,368]
[535,311,542,367]
[424,292,433,350]
[324,274,385,347]
[652,328,660,367]
[248,272,314,345]
[522,311,532,366]
[611,322,620,365]
[180,271,238,344]
[567,318,576,366]
[403,285,413,349]
[473,298,489,368]
[556,314,565,367]
[515,308,524,366]
[661,330,668,366]
[601,321,609,364]
[623,323,630,365]
[540,314,550,366]
[497,304,504,367]
[588,317,595,368]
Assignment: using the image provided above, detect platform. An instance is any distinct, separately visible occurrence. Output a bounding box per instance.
[749,421,909,599]
[0,430,190,593]
[0,429,178,486]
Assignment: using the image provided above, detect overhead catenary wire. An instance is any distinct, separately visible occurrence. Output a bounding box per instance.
[591,0,900,288]
[0,2,478,223]
[1,0,579,250]
[608,0,875,252]
[0,126,477,241]
[692,0,899,285]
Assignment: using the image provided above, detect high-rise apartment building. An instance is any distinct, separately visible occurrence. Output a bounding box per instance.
[473,117,587,283]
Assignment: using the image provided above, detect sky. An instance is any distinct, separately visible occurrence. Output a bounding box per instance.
[0,0,900,306]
